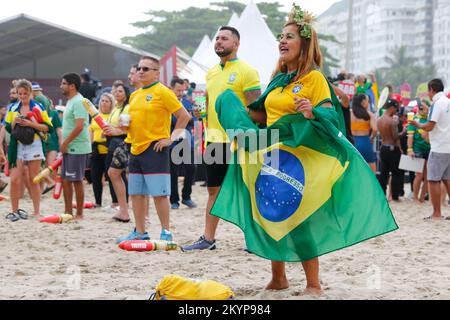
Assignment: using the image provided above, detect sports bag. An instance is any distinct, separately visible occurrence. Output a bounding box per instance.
[150,274,235,300]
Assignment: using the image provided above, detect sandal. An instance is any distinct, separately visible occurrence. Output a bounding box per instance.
[6,212,19,222]
[423,216,445,221]
[112,216,130,223]
[42,184,55,195]
[16,209,28,220]
[0,181,8,193]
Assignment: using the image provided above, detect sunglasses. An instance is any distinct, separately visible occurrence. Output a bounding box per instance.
[137,66,159,72]
[276,32,298,42]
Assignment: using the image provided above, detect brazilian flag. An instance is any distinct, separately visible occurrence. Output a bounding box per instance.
[211,88,398,262]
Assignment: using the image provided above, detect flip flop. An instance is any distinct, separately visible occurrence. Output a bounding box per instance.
[42,184,55,195]
[16,209,28,220]
[112,216,130,223]
[423,216,445,221]
[6,212,19,222]
[0,182,8,193]
[445,216,450,221]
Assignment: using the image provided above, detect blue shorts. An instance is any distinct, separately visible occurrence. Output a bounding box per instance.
[354,136,377,163]
[128,142,170,196]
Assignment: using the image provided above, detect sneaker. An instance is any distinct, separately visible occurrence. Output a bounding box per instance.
[171,203,180,210]
[116,228,150,244]
[181,199,197,208]
[180,235,216,252]
[160,228,173,241]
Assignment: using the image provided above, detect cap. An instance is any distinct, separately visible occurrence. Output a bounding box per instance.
[391,93,402,104]
[31,82,43,91]
[383,98,400,109]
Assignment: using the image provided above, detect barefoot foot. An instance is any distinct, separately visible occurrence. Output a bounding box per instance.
[302,286,324,296]
[265,278,289,290]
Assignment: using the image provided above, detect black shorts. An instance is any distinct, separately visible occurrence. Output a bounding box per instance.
[205,143,231,187]
[128,142,170,174]
[111,141,130,170]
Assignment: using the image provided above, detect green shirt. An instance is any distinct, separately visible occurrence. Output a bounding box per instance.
[46,109,62,152]
[34,94,51,110]
[407,116,430,154]
[356,82,372,95]
[62,93,92,154]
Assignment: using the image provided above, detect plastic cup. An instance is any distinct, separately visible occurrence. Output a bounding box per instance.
[119,114,131,127]
[407,112,415,122]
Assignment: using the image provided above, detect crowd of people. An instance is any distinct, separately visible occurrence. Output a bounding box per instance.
[329,70,450,220]
[0,66,197,227]
[0,3,449,295]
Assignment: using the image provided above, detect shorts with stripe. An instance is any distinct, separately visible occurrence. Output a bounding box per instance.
[128,142,170,196]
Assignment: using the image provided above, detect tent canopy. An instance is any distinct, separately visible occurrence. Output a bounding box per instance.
[0,13,157,79]
[180,3,279,86]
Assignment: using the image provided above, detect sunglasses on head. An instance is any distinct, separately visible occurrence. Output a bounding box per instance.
[137,66,159,72]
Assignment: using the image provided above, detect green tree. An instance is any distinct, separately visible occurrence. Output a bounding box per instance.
[122,1,339,74]
[255,2,286,35]
[122,7,232,56]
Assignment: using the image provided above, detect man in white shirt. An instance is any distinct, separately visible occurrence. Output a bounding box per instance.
[409,79,450,220]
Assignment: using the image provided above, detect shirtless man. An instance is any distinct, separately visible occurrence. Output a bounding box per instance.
[377,98,403,201]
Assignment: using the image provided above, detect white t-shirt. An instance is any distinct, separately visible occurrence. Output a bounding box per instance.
[429,92,450,153]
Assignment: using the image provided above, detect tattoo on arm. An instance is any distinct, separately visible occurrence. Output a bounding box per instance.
[244,89,261,104]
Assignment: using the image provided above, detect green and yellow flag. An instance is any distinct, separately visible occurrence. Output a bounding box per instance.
[211,89,398,262]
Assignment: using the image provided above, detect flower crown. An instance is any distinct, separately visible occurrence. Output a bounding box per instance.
[287,3,315,39]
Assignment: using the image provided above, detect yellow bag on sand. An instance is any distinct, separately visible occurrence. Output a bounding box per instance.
[151,274,235,300]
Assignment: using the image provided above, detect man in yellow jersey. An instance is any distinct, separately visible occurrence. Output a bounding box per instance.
[116,56,191,243]
[181,26,261,251]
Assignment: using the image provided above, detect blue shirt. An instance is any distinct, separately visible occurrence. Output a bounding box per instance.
[171,96,194,150]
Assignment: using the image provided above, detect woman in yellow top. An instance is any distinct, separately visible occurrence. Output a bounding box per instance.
[245,7,334,295]
[103,83,130,222]
[350,93,377,173]
[4,79,53,220]
[89,93,114,208]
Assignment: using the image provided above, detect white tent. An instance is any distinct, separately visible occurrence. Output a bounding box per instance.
[180,12,240,86]
[228,12,240,28]
[235,2,279,86]
[180,2,279,87]
[178,34,211,84]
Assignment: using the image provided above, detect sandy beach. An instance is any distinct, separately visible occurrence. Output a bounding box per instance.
[0,178,449,300]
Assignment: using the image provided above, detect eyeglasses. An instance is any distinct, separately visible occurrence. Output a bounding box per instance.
[137,66,159,72]
[276,32,298,42]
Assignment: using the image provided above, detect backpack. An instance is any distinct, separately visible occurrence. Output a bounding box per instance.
[150,274,235,300]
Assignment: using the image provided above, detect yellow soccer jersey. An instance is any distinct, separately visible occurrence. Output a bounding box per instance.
[265,70,332,126]
[89,113,110,154]
[127,82,182,155]
[108,104,130,127]
[206,59,260,143]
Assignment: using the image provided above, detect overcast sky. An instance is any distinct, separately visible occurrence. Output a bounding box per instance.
[1,0,340,44]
